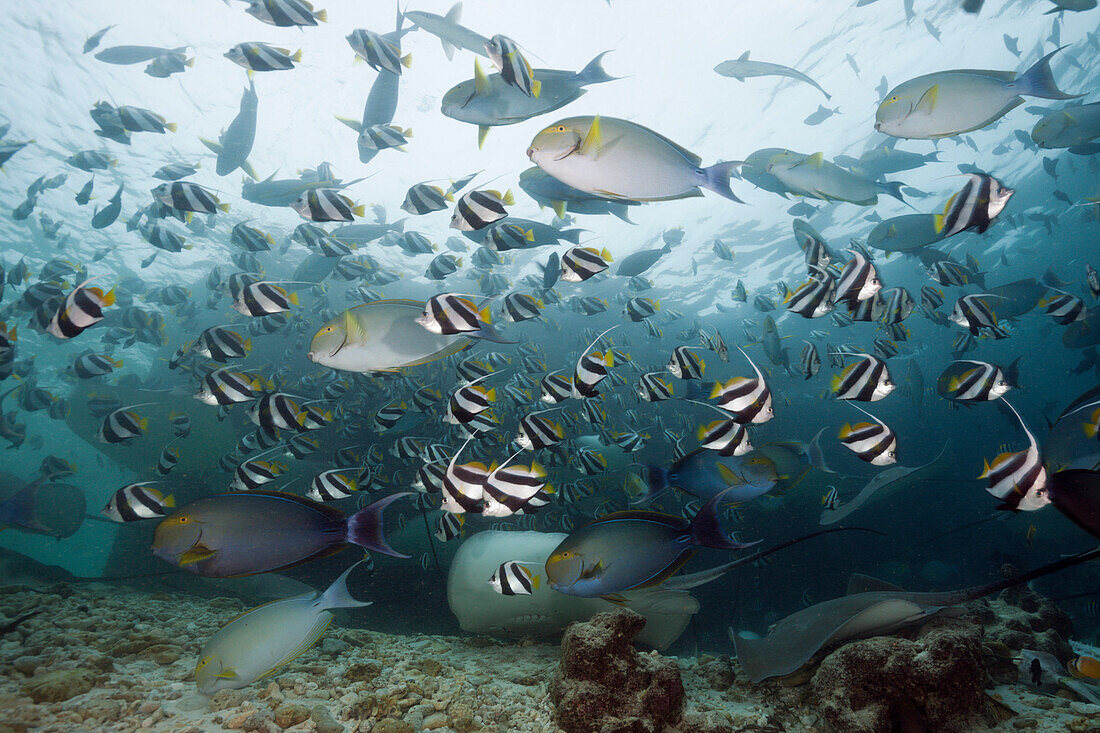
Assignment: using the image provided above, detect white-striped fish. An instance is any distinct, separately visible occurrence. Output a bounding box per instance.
[489,561,539,596]
[934,172,1013,238]
[102,482,174,522]
[47,278,115,339]
[831,353,894,402]
[980,399,1049,512]
[838,404,897,465]
[711,346,773,423]
[450,189,513,231]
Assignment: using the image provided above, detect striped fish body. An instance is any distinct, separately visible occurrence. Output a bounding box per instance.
[1041,293,1085,324]
[292,189,362,222]
[441,461,489,514]
[100,408,146,443]
[831,355,894,402]
[489,561,537,596]
[450,189,513,231]
[417,294,487,335]
[402,183,451,215]
[226,42,300,72]
[939,360,1009,401]
[435,512,465,540]
[157,442,180,475]
[152,182,225,214]
[785,274,835,318]
[949,294,1008,339]
[839,421,897,465]
[560,247,611,282]
[483,462,547,516]
[834,250,881,305]
[119,106,174,134]
[359,124,411,151]
[486,35,539,98]
[516,413,563,450]
[231,459,286,491]
[799,342,820,379]
[572,351,613,398]
[697,419,751,457]
[102,483,173,522]
[234,282,297,316]
[308,469,359,501]
[636,372,673,401]
[667,346,704,380]
[346,28,408,75]
[935,173,1013,238]
[72,353,119,378]
[246,0,325,27]
[48,279,115,339]
[446,385,494,424]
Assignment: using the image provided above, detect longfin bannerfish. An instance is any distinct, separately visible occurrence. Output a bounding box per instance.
[838,403,897,465]
[102,482,174,522]
[710,346,773,423]
[980,398,1049,512]
[830,353,894,402]
[934,172,1013,238]
[489,561,539,596]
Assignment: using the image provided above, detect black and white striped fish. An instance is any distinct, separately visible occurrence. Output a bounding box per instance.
[450,189,513,231]
[980,399,1049,512]
[636,371,673,402]
[194,368,267,405]
[359,124,412,152]
[99,405,148,443]
[308,468,365,501]
[711,346,773,423]
[426,254,462,280]
[949,294,1008,339]
[71,353,121,378]
[873,338,898,360]
[119,106,176,134]
[785,266,835,318]
[831,353,894,402]
[700,328,729,362]
[230,458,287,491]
[483,452,547,516]
[839,404,897,466]
[489,561,539,596]
[667,345,705,380]
[572,327,617,398]
[446,376,496,425]
[225,42,301,72]
[920,285,944,310]
[574,449,608,474]
[879,287,915,324]
[416,293,489,336]
[441,439,488,514]
[486,35,540,98]
[833,249,881,306]
[402,182,453,215]
[799,341,820,380]
[232,281,298,316]
[102,482,174,522]
[928,260,974,286]
[934,172,1014,238]
[291,189,363,222]
[624,297,660,322]
[484,223,535,252]
[540,372,573,403]
[374,401,407,430]
[346,28,410,75]
[196,326,251,362]
[502,292,542,322]
[560,246,612,282]
[435,512,465,541]
[515,410,564,450]
[47,278,115,339]
[938,360,1013,402]
[697,418,751,457]
[170,411,191,437]
[245,0,326,27]
[732,280,748,302]
[152,182,227,214]
[156,438,181,475]
[1040,291,1085,325]
[414,462,448,493]
[248,392,305,434]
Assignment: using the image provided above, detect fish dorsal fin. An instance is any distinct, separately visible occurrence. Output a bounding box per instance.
[805,152,825,168]
[445,2,462,22]
[473,58,490,97]
[343,309,366,343]
[846,573,905,595]
[580,115,603,157]
[739,50,750,61]
[915,84,939,114]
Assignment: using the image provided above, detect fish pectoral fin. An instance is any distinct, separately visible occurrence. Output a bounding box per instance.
[580,559,604,579]
[215,667,239,679]
[579,115,603,158]
[716,463,744,485]
[915,85,939,114]
[342,310,366,344]
[600,593,628,606]
[178,545,216,566]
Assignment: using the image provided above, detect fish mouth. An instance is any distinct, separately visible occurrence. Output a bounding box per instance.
[553,141,580,161]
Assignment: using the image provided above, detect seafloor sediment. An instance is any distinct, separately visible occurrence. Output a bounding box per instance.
[0,582,1098,733]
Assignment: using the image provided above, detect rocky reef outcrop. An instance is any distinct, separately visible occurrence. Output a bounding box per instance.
[807,614,1003,732]
[551,610,684,733]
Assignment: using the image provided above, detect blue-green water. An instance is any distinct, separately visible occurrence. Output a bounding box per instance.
[1,0,1100,708]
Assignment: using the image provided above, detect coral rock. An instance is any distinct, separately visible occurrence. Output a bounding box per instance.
[551,610,684,733]
[372,718,414,733]
[20,668,93,703]
[808,615,999,733]
[273,703,310,729]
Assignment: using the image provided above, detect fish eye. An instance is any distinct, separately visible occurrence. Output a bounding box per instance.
[555,125,567,132]
[176,515,189,524]
[196,658,207,669]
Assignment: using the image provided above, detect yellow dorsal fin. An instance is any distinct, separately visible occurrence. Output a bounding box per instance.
[805,152,825,168]
[473,58,491,96]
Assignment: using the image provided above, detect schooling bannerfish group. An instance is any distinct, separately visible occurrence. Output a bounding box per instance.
[1,0,1100,718]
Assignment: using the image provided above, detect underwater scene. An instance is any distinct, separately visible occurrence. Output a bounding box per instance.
[3,0,1100,730]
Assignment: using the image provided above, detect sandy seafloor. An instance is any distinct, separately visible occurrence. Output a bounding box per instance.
[1,583,1099,733]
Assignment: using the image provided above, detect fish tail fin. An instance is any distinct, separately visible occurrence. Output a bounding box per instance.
[700,161,744,202]
[690,487,762,550]
[880,180,907,204]
[577,51,616,86]
[346,492,411,558]
[1015,47,1082,100]
[319,560,373,610]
